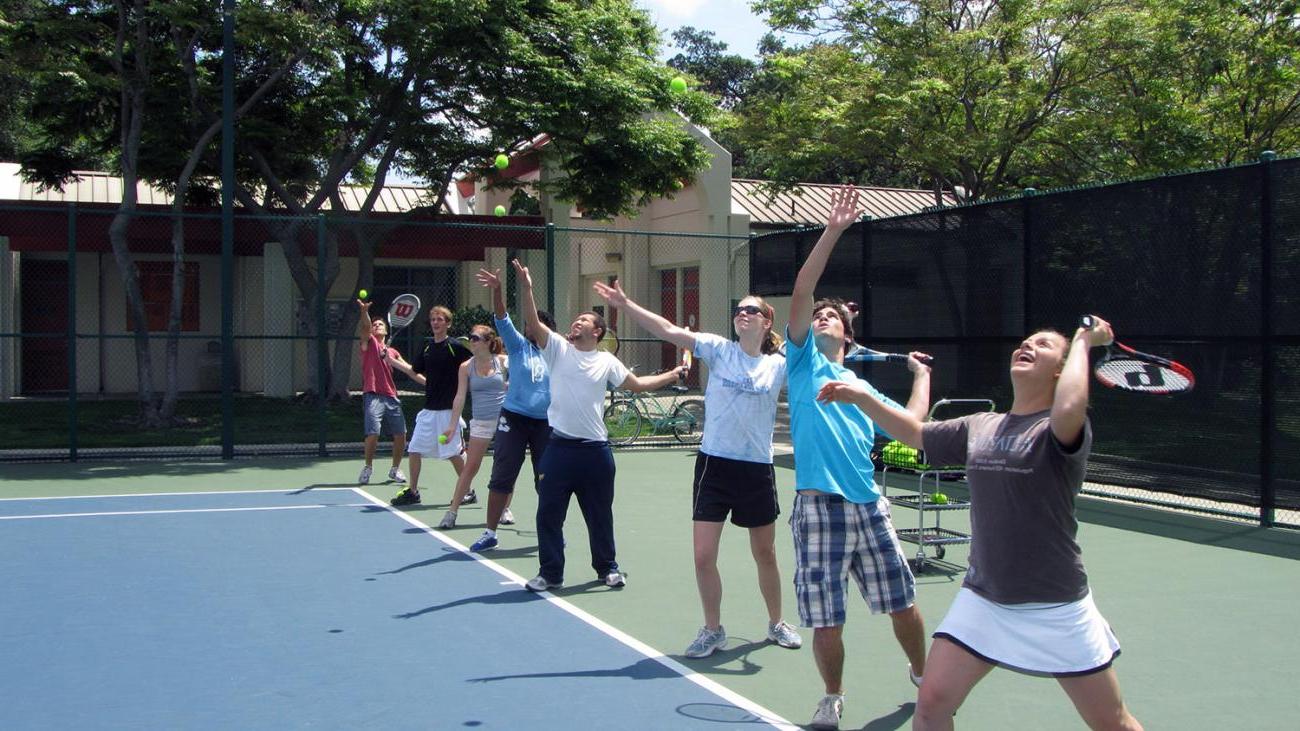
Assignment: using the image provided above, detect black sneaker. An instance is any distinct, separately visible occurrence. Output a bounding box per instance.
[390,488,421,506]
[460,490,478,505]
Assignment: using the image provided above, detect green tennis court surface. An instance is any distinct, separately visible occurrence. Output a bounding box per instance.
[3,450,1297,729]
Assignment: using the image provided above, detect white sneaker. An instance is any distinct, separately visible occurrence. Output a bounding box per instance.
[909,663,923,688]
[684,625,727,658]
[810,694,843,730]
[358,465,373,485]
[437,510,457,529]
[604,570,627,588]
[525,575,562,592]
[500,507,516,525]
[767,620,803,649]
[388,467,406,483]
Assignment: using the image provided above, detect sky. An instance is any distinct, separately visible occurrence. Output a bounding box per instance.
[637,0,774,59]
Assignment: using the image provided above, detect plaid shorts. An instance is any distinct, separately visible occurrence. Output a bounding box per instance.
[790,492,916,627]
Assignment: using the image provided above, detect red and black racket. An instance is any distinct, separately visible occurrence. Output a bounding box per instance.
[1081,316,1194,394]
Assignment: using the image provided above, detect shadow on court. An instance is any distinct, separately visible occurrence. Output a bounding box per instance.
[468,655,679,683]
[394,586,539,619]
[860,703,915,730]
[376,547,473,575]
[670,638,768,677]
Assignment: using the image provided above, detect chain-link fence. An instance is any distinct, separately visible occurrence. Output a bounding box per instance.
[0,205,747,459]
[752,153,1299,529]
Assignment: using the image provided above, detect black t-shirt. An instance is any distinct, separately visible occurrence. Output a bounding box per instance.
[413,337,472,410]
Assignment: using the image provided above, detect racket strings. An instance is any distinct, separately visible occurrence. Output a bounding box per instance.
[1095,357,1193,393]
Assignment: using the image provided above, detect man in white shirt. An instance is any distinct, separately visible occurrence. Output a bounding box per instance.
[512,259,686,592]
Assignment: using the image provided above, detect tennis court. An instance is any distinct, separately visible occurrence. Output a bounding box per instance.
[2,450,1297,729]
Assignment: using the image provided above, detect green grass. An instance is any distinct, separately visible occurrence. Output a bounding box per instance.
[0,394,428,450]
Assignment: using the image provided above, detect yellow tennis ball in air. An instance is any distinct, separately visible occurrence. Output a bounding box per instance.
[494,153,509,170]
[438,434,448,444]
[494,204,506,217]
[358,289,368,300]
[933,492,949,505]
[670,76,687,94]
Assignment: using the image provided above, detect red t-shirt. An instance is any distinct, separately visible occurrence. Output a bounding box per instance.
[360,334,399,398]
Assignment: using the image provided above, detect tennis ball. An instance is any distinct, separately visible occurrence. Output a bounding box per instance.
[932,492,949,505]
[358,289,368,300]
[670,76,687,94]
[494,204,506,217]
[438,434,448,444]
[494,153,509,170]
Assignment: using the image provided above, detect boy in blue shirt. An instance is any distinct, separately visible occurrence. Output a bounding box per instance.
[787,185,933,730]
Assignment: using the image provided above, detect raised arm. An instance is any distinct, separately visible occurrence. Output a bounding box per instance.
[1052,315,1113,446]
[620,364,689,394]
[903,353,933,422]
[388,350,424,386]
[816,378,926,449]
[592,279,695,350]
[788,185,862,346]
[444,362,470,442]
[356,299,375,348]
[476,267,507,318]
[511,259,549,349]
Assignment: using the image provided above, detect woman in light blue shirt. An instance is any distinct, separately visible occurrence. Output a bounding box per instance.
[593,281,803,660]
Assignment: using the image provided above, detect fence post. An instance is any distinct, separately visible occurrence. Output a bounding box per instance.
[1259,151,1276,527]
[859,216,872,341]
[317,214,328,457]
[545,223,556,313]
[1022,188,1036,337]
[67,204,77,461]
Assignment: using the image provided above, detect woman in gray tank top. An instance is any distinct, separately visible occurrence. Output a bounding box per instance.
[438,324,508,529]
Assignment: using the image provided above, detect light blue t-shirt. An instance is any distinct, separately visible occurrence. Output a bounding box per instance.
[496,315,550,420]
[785,326,904,503]
[693,333,786,464]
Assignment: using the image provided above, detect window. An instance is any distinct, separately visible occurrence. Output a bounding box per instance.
[126,262,200,332]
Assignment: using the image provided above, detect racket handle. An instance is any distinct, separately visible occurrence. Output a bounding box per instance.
[1080,315,1095,328]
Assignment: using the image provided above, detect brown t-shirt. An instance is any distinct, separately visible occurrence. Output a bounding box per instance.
[922,410,1091,604]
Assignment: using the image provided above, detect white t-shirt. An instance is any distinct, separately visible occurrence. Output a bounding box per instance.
[694,333,787,464]
[542,334,630,441]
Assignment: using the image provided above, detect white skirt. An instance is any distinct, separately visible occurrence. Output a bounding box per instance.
[934,587,1121,677]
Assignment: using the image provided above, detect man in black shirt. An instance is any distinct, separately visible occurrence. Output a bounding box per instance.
[388,305,472,505]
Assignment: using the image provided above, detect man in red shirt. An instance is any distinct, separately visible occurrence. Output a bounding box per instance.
[357,298,407,485]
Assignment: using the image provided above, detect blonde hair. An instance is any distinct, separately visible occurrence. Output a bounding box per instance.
[472,324,503,355]
[740,295,784,355]
[430,305,453,322]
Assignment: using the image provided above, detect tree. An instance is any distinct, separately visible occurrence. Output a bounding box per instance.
[666,26,757,109]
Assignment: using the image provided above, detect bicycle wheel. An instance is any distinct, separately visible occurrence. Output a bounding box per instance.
[671,399,705,444]
[604,399,642,446]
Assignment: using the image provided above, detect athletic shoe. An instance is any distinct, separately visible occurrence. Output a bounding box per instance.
[437,510,457,529]
[500,507,516,525]
[390,487,420,506]
[810,694,843,730]
[604,570,627,588]
[767,620,803,649]
[684,625,727,658]
[358,465,373,485]
[525,575,562,592]
[909,664,923,688]
[388,467,406,483]
[460,490,478,505]
[470,531,498,552]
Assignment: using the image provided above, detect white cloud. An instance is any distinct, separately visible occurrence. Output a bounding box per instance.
[639,0,707,20]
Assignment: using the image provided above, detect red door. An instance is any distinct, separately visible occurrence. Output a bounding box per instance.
[21,260,70,392]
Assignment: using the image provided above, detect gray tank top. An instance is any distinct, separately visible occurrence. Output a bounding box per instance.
[469,356,506,421]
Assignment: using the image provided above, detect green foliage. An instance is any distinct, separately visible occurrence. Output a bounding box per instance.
[449,305,496,339]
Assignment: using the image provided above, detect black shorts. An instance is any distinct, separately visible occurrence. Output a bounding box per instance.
[691,453,779,528]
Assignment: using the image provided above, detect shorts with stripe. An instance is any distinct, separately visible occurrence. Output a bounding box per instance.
[692,452,779,527]
[790,492,916,627]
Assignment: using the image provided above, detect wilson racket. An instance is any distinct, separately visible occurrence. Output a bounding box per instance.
[845,343,934,366]
[384,293,421,348]
[1080,316,1194,394]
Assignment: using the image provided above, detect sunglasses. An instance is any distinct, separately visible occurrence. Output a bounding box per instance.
[733,304,765,318]
[467,333,486,342]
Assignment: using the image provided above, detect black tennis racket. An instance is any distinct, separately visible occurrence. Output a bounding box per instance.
[1080,316,1194,394]
[384,293,421,348]
[845,343,934,366]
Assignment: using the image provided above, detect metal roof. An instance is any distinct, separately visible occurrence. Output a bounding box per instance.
[731,179,955,227]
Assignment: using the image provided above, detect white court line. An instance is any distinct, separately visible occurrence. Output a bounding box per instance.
[0,503,372,521]
[352,487,798,730]
[0,487,354,502]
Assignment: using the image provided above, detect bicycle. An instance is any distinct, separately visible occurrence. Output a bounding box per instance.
[603,370,705,446]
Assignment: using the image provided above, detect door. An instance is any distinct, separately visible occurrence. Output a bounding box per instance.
[21,259,70,392]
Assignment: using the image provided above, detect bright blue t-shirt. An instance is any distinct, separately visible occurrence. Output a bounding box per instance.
[785,326,904,503]
[496,314,551,420]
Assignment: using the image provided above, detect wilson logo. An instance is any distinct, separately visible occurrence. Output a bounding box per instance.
[394,303,414,318]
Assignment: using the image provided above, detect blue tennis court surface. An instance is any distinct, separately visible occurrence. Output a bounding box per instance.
[0,489,792,729]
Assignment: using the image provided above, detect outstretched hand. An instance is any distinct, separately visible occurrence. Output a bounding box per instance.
[907,351,933,374]
[592,279,629,308]
[476,267,502,290]
[816,380,867,405]
[511,258,533,289]
[357,298,371,312]
[826,184,863,232]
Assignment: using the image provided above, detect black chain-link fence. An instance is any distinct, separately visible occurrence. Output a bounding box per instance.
[0,205,746,459]
[752,154,1299,528]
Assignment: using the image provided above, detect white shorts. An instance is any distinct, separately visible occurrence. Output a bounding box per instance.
[934,587,1121,677]
[468,418,498,440]
[408,409,465,459]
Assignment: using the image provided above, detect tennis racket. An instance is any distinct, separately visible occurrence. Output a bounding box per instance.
[845,343,934,366]
[597,326,621,356]
[680,346,693,382]
[384,293,421,348]
[1080,316,1194,394]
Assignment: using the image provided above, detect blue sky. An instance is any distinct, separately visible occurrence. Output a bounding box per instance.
[638,0,774,59]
